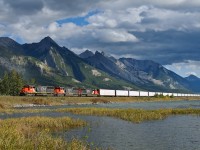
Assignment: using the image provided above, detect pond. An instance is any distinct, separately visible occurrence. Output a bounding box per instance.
[1,100,200,150]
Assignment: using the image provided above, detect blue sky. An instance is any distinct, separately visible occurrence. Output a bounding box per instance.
[56,10,100,26]
[0,0,200,77]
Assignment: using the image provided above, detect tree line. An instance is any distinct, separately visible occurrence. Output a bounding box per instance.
[0,70,24,96]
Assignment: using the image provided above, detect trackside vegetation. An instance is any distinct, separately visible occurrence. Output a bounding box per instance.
[0,70,24,96]
[0,116,89,150]
[57,108,200,123]
[1,96,200,109]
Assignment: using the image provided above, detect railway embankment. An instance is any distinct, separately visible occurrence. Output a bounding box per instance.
[0,96,200,109]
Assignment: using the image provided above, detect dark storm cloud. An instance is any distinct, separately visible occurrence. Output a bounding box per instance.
[109,30,200,65]
[3,0,44,15]
[44,0,99,15]
[2,0,99,17]
[141,17,160,24]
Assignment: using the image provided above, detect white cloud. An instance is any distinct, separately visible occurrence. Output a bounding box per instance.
[88,6,200,32]
[165,60,200,77]
[92,29,138,42]
[99,0,200,10]
[87,6,147,29]
[1,0,200,76]
[1,0,200,42]
[186,72,197,76]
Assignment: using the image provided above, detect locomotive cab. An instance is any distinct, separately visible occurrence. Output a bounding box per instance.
[20,85,36,96]
[54,86,65,96]
[92,89,100,95]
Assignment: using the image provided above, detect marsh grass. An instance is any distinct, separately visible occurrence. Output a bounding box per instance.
[22,97,51,105]
[0,108,50,114]
[0,116,89,150]
[90,98,111,104]
[57,108,200,123]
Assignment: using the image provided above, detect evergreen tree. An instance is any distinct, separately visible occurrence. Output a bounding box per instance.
[0,72,10,95]
[0,70,24,96]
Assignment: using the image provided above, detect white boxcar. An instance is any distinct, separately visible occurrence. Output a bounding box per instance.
[99,89,115,96]
[116,90,129,96]
[163,93,169,96]
[177,93,182,97]
[140,91,149,97]
[149,92,156,96]
[168,93,173,96]
[155,92,162,95]
[129,91,140,96]
[173,93,178,96]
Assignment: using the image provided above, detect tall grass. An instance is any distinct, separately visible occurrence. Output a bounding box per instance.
[57,108,200,123]
[0,116,89,150]
[0,108,50,114]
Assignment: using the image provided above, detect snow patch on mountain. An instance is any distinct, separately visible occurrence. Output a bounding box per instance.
[103,78,111,81]
[116,60,126,70]
[92,69,101,76]
[151,79,164,86]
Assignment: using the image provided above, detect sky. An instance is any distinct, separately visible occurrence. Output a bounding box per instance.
[0,0,200,77]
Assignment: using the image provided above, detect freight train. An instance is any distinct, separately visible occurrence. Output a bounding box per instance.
[20,85,91,96]
[19,85,200,97]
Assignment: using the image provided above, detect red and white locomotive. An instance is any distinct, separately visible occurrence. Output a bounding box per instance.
[20,85,91,96]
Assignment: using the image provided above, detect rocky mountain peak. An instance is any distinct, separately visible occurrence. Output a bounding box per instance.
[0,37,21,47]
[185,74,200,81]
[79,50,94,59]
[39,36,58,47]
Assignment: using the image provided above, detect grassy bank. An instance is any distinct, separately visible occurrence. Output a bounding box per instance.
[0,116,89,150]
[0,96,200,108]
[0,108,51,114]
[57,108,200,123]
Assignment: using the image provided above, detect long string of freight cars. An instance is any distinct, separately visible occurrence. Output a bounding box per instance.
[19,85,200,97]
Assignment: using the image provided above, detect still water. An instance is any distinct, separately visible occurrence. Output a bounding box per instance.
[1,100,200,150]
[31,99,200,110]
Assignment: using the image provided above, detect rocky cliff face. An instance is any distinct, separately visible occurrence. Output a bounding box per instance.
[0,37,137,89]
[80,50,190,92]
[1,36,199,92]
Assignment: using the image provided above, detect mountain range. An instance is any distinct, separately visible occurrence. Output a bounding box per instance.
[0,36,199,92]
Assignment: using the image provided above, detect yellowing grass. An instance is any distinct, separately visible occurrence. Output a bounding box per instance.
[57,108,200,123]
[0,108,50,114]
[0,116,88,150]
[1,116,87,132]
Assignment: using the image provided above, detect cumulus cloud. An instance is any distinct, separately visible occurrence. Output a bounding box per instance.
[3,0,43,15]
[99,0,200,11]
[1,0,200,77]
[186,72,197,76]
[91,29,138,42]
[165,60,200,77]
[87,6,200,31]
